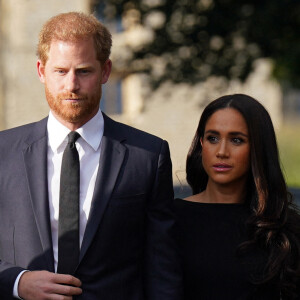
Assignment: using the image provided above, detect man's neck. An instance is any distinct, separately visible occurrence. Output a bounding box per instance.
[50,108,99,131]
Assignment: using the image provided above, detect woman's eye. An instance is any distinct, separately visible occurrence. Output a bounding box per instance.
[232,137,244,145]
[207,136,219,143]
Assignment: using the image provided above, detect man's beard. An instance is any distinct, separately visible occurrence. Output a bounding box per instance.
[45,84,101,124]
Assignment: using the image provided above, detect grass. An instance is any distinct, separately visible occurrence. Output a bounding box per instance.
[276,121,300,188]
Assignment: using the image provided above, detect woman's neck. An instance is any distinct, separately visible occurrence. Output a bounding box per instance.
[185,180,247,204]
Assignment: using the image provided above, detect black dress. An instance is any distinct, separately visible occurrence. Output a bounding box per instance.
[174,198,280,300]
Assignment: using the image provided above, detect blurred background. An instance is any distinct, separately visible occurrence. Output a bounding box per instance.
[0,0,299,202]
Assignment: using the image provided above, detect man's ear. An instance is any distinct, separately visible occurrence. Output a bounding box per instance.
[101,59,112,84]
[37,60,46,83]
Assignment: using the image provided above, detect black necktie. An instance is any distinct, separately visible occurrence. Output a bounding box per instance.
[57,131,80,274]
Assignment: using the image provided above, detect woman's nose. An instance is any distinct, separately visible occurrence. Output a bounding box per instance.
[216,140,229,158]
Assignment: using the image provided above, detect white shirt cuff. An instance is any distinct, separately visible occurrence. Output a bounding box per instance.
[13,270,28,299]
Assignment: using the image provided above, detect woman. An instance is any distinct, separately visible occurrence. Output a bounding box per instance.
[175,94,300,299]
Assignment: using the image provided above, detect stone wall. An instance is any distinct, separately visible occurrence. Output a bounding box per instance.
[0,0,91,130]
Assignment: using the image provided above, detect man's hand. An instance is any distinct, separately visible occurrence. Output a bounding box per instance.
[18,270,82,300]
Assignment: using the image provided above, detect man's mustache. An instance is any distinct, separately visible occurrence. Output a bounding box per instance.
[57,93,87,100]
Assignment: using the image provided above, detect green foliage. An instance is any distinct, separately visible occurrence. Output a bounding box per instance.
[277,122,300,188]
[96,0,300,87]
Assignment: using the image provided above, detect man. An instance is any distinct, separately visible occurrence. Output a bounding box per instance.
[0,12,182,299]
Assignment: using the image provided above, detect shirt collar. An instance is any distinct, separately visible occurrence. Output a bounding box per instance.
[47,109,104,152]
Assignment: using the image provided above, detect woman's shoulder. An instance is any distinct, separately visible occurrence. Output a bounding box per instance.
[286,205,300,236]
[174,198,193,210]
[174,196,207,210]
[174,192,205,205]
[173,197,205,215]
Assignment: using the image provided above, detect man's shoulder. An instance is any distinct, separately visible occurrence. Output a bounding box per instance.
[0,117,48,143]
[104,114,165,146]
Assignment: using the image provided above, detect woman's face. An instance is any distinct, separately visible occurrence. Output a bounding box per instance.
[201,108,250,188]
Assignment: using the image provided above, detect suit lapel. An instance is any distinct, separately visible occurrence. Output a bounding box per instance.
[79,116,126,262]
[22,119,54,271]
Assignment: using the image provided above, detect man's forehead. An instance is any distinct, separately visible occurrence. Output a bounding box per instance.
[49,37,94,48]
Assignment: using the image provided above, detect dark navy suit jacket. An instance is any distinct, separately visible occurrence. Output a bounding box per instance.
[0,114,182,299]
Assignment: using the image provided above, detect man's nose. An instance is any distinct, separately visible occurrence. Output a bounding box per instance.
[65,72,79,92]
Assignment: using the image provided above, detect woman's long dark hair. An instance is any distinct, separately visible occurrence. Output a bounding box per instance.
[186,94,300,298]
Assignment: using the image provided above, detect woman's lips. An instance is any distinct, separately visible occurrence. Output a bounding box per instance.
[213,163,232,172]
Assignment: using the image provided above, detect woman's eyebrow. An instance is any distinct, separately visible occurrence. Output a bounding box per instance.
[204,130,219,135]
[204,129,248,137]
[228,132,248,137]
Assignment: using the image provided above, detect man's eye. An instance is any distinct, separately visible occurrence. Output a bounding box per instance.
[56,70,66,74]
[78,69,90,74]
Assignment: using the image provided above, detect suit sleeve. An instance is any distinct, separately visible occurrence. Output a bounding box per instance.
[0,260,25,298]
[145,140,183,300]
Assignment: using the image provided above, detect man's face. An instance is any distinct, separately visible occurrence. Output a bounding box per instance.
[37,38,111,128]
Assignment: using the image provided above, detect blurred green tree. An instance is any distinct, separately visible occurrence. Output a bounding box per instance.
[96,0,300,87]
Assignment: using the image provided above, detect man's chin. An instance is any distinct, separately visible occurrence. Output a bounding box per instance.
[53,106,98,124]
[52,107,83,123]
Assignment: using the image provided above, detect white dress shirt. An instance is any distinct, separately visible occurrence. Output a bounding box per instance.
[47,109,104,270]
[13,109,104,298]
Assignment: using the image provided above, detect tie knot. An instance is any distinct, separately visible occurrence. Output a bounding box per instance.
[68,131,80,144]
